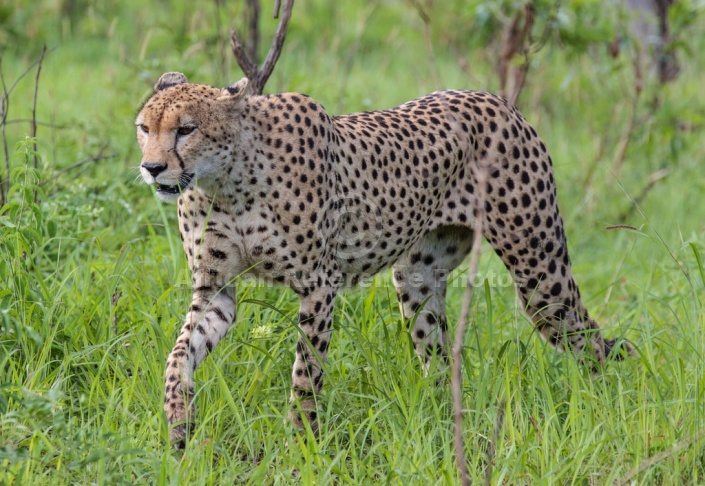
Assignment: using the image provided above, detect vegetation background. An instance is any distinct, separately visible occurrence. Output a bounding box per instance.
[1,0,704,483]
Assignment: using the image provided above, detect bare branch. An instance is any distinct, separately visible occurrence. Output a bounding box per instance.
[451,156,489,486]
[112,291,122,337]
[2,49,55,205]
[484,399,506,486]
[30,46,47,202]
[617,168,671,222]
[255,0,294,95]
[230,29,257,80]
[1,51,51,100]
[213,0,228,83]
[498,3,535,105]
[0,59,9,206]
[408,0,430,23]
[498,10,522,99]
[612,56,643,177]
[4,118,72,130]
[408,0,440,89]
[247,0,261,65]
[604,224,638,231]
[37,143,115,187]
[31,46,47,169]
[528,415,543,443]
[508,5,535,105]
[229,0,294,95]
[617,430,705,485]
[336,2,379,112]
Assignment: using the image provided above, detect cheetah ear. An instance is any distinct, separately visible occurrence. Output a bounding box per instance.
[154,72,188,91]
[218,77,249,102]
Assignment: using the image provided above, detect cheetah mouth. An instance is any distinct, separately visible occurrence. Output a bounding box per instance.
[156,173,195,196]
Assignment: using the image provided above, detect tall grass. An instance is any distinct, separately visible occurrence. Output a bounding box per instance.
[1,1,704,483]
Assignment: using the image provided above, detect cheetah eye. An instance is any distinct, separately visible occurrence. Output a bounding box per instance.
[139,124,149,134]
[177,126,196,136]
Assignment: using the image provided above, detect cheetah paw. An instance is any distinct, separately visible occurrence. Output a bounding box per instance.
[605,338,635,361]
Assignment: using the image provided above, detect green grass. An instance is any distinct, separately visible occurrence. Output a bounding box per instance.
[1,1,705,484]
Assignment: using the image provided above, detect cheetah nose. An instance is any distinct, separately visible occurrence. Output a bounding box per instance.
[141,162,167,178]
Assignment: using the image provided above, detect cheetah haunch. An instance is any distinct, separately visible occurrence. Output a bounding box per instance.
[136,72,632,447]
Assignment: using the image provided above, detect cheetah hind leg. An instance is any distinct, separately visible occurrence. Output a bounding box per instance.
[392,225,474,375]
[480,211,634,366]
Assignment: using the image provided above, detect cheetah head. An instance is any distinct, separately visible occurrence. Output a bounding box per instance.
[135,72,249,201]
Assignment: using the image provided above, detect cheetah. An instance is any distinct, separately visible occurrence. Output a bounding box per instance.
[135,72,633,446]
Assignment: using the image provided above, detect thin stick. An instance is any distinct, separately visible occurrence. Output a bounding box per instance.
[4,119,72,129]
[230,29,257,81]
[498,9,521,100]
[255,0,294,94]
[408,0,440,89]
[604,224,638,231]
[213,0,227,83]
[484,399,506,486]
[247,0,261,65]
[507,4,535,106]
[30,46,47,202]
[230,0,294,95]
[451,158,489,486]
[112,291,122,337]
[499,4,535,105]
[617,168,671,222]
[336,2,379,112]
[612,57,643,177]
[31,46,47,171]
[0,58,10,206]
[1,52,50,99]
[617,431,705,485]
[37,143,115,187]
[0,48,55,204]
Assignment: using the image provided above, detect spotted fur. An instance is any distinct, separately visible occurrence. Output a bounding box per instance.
[135,72,632,446]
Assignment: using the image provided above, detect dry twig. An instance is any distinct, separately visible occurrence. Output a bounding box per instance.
[604,224,638,231]
[498,3,535,106]
[4,119,72,129]
[112,291,122,336]
[617,431,705,485]
[408,0,440,89]
[247,0,261,64]
[618,168,671,222]
[451,157,489,485]
[0,66,7,206]
[582,102,624,192]
[31,46,47,202]
[212,0,228,82]
[484,399,506,486]
[0,58,11,206]
[336,2,379,112]
[0,48,54,205]
[612,56,643,177]
[230,0,294,95]
[37,143,116,188]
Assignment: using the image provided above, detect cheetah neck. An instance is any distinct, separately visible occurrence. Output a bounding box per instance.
[195,101,273,213]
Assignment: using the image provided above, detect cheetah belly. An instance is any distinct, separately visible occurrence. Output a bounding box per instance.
[332,169,471,278]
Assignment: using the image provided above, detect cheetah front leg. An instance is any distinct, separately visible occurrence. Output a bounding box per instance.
[288,279,339,433]
[164,285,235,447]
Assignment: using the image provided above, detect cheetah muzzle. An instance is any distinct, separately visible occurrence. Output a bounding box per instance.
[157,173,194,197]
[136,72,634,447]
